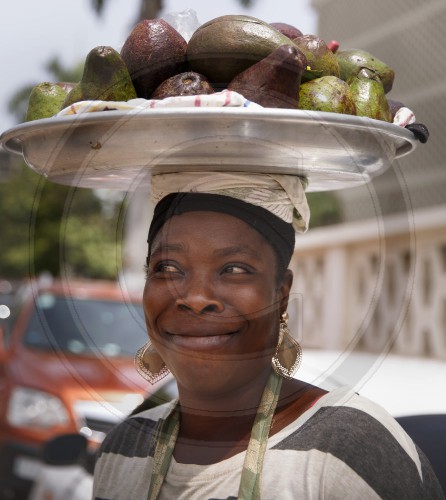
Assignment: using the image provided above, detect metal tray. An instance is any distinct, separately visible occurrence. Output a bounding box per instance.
[0,108,417,192]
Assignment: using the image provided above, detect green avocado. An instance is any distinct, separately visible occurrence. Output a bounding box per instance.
[62,46,137,108]
[298,76,356,114]
[293,35,340,83]
[337,49,395,93]
[348,69,392,122]
[187,15,295,87]
[25,82,74,121]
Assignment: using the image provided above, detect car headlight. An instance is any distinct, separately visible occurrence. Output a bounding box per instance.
[7,387,70,428]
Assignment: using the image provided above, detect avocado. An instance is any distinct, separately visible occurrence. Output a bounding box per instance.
[298,76,356,115]
[337,49,395,93]
[270,22,303,40]
[228,44,307,108]
[152,71,214,99]
[187,15,295,88]
[26,82,75,121]
[293,35,340,82]
[120,19,187,98]
[62,46,137,108]
[348,68,392,122]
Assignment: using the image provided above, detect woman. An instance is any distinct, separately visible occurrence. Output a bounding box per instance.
[93,172,444,499]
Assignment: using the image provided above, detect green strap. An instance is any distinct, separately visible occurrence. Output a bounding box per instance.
[147,370,283,500]
[237,370,282,500]
[147,404,180,500]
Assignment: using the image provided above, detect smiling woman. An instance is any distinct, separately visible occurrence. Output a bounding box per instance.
[145,210,290,400]
[93,172,445,499]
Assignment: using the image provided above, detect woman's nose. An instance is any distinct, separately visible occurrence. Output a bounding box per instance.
[175,277,224,314]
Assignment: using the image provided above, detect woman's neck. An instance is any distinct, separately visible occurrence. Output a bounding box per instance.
[173,375,326,465]
[177,368,271,417]
[173,367,271,464]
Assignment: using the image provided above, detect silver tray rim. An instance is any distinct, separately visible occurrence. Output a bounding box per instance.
[0,108,418,191]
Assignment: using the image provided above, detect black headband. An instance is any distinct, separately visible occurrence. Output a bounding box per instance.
[147,192,295,269]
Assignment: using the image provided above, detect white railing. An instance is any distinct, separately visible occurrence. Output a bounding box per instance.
[289,205,446,360]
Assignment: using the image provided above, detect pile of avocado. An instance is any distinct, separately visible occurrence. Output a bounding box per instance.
[26,15,402,123]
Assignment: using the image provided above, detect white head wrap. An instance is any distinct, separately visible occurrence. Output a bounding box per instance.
[150,172,310,233]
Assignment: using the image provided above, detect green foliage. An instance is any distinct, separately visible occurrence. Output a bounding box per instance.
[7,85,35,125]
[62,214,121,279]
[0,163,122,280]
[46,56,84,83]
[306,191,343,227]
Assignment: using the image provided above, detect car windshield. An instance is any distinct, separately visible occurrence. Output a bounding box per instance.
[23,293,147,357]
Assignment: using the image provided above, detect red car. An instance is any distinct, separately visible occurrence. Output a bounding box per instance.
[0,277,149,499]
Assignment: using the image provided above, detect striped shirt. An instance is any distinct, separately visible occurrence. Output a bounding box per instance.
[93,387,444,499]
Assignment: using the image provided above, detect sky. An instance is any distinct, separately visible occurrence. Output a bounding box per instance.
[0,0,317,134]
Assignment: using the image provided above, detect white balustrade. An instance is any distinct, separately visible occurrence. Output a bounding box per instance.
[289,205,446,359]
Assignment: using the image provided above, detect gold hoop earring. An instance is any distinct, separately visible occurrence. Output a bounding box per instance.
[272,312,302,379]
[135,342,170,384]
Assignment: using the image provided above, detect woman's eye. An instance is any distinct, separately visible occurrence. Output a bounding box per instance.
[223,264,249,274]
[157,263,180,273]
[148,262,182,276]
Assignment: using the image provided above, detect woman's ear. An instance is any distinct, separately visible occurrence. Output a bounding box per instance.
[279,269,293,313]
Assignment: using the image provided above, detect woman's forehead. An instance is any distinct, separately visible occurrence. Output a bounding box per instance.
[151,211,270,253]
[157,210,255,236]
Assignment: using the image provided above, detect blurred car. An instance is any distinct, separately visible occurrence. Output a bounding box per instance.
[27,434,93,500]
[395,414,446,493]
[27,374,177,500]
[298,349,446,417]
[0,277,150,499]
[0,279,15,308]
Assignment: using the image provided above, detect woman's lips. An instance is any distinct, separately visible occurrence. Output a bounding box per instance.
[164,329,239,350]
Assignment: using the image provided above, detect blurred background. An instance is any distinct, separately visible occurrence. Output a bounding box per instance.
[0,0,445,496]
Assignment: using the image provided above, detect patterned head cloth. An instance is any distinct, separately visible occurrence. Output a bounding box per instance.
[151,172,309,232]
[148,171,310,268]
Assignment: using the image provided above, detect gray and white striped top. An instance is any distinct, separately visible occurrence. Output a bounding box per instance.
[93,387,444,499]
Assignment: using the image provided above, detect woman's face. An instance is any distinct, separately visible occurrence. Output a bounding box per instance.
[143,211,293,399]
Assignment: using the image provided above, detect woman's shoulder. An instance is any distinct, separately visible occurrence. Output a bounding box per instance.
[271,385,415,457]
[270,387,444,499]
[93,401,178,500]
[288,386,418,456]
[97,399,177,459]
[130,397,178,421]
